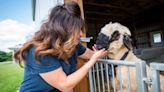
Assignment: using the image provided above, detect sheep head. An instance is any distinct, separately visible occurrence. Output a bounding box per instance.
[96,22,132,54]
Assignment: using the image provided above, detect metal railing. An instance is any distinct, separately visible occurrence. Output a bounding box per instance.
[150,63,164,92]
[88,59,164,92]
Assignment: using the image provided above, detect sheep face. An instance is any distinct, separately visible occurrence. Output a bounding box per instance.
[96,22,132,53]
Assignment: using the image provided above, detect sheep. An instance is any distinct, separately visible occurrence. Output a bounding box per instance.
[96,22,164,92]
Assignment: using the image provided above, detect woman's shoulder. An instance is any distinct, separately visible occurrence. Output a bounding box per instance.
[76,43,86,56]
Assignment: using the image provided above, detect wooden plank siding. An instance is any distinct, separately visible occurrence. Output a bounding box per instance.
[133,6,164,49]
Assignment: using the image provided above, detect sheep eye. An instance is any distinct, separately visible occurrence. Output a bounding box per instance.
[109,30,120,42]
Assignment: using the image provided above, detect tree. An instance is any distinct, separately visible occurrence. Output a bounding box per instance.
[0,51,12,62]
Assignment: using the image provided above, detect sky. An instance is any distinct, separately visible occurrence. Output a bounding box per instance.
[0,0,32,24]
[0,0,35,52]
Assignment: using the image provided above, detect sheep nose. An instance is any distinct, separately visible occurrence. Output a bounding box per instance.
[96,45,104,50]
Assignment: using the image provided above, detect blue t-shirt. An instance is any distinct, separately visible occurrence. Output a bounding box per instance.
[19,44,86,92]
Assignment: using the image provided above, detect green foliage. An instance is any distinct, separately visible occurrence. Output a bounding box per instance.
[0,51,12,62]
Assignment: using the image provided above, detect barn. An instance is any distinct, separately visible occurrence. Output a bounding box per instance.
[33,0,164,92]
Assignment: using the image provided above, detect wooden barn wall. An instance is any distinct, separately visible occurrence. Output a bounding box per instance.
[133,6,164,49]
[85,21,106,49]
[85,4,164,50]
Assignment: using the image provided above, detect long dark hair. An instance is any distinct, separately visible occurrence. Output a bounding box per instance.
[14,1,85,65]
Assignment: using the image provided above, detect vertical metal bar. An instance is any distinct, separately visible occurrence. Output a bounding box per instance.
[127,66,131,92]
[100,63,105,92]
[89,68,94,92]
[118,65,123,92]
[70,89,74,92]
[93,65,97,92]
[135,61,148,92]
[105,64,110,92]
[150,63,161,92]
[111,64,116,92]
[96,63,101,92]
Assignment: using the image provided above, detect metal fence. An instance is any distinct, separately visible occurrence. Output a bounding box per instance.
[88,59,164,92]
[150,63,164,92]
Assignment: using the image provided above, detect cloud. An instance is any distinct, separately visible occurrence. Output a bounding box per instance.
[0,19,35,52]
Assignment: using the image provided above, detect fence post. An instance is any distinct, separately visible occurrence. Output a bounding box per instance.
[150,63,162,92]
[135,61,148,92]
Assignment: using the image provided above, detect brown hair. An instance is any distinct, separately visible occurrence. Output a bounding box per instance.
[14,1,85,65]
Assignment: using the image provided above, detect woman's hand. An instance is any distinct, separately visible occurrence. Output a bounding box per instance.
[91,44,108,61]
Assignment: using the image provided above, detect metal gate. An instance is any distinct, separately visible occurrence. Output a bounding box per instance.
[150,63,164,92]
[88,59,164,92]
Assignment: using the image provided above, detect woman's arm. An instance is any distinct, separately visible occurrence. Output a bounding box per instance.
[40,48,108,92]
[79,44,100,60]
[78,48,94,60]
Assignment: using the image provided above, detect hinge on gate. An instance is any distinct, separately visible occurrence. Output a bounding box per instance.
[143,78,152,87]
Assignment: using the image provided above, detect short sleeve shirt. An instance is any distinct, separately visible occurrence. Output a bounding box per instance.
[19,43,86,92]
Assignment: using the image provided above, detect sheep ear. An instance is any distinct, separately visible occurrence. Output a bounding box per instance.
[123,35,133,50]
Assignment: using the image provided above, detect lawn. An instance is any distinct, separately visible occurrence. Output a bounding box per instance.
[0,62,24,92]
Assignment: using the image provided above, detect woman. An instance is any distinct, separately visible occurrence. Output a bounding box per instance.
[14,1,108,92]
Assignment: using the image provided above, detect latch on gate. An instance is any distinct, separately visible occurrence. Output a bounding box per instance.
[143,78,152,87]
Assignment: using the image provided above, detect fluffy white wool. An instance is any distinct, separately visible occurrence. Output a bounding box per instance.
[100,22,131,37]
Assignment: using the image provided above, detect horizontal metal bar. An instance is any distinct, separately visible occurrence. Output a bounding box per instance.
[150,63,164,71]
[98,59,136,66]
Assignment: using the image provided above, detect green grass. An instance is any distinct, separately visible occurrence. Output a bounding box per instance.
[0,62,24,92]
